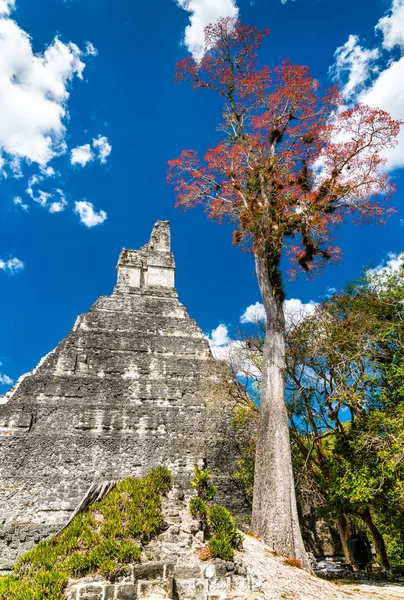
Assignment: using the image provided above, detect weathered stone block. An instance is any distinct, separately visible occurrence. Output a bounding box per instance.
[229,575,250,593]
[133,562,164,580]
[173,565,202,579]
[207,575,229,596]
[104,586,116,600]
[173,578,206,600]
[116,584,137,599]
[78,585,103,600]
[138,578,173,599]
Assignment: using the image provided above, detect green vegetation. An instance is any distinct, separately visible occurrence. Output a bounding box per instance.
[0,467,172,600]
[226,260,404,569]
[190,464,217,501]
[189,466,243,561]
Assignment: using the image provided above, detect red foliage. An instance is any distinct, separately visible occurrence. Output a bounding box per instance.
[168,18,402,276]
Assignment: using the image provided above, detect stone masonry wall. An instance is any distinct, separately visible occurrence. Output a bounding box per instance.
[0,222,242,569]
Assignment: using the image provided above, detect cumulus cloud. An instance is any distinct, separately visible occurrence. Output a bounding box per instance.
[376,0,404,50]
[84,41,98,57]
[74,200,107,228]
[70,144,94,167]
[360,57,404,171]
[0,23,85,169]
[206,297,318,378]
[92,135,112,164]
[240,302,266,324]
[330,0,404,170]
[284,298,318,329]
[48,189,68,213]
[207,323,231,350]
[0,0,15,16]
[13,196,29,211]
[368,251,404,278]
[239,299,318,328]
[25,172,68,213]
[0,256,24,274]
[0,360,13,387]
[330,35,379,99]
[0,1,97,178]
[205,324,260,378]
[70,135,112,167]
[0,372,13,385]
[175,0,239,60]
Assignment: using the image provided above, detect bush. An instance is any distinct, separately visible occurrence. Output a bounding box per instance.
[0,467,172,600]
[208,537,237,561]
[189,497,208,521]
[191,465,217,500]
[189,465,243,561]
[208,505,243,550]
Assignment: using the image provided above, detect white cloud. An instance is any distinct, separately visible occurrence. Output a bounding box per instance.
[92,135,112,164]
[376,0,404,50]
[13,196,29,211]
[84,41,98,57]
[206,297,318,377]
[74,200,107,227]
[207,323,231,349]
[330,35,379,99]
[0,10,92,171]
[0,372,13,385]
[359,57,404,170]
[25,167,63,212]
[35,190,52,207]
[41,165,56,178]
[240,302,266,324]
[70,143,94,167]
[330,0,404,171]
[239,299,317,329]
[0,256,24,274]
[205,324,260,377]
[283,298,318,329]
[48,189,67,213]
[25,174,68,213]
[368,251,404,278]
[175,0,239,60]
[0,0,14,16]
[70,135,111,167]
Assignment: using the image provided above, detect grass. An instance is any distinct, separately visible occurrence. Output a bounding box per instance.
[282,557,303,569]
[0,467,172,600]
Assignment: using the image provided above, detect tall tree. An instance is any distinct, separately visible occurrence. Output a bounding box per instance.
[168,18,402,565]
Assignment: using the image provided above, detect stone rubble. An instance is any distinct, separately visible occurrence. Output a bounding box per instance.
[65,487,403,600]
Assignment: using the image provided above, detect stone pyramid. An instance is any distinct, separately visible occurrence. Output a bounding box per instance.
[0,221,239,568]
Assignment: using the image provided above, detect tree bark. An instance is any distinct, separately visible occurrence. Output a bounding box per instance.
[336,514,351,563]
[251,253,309,570]
[359,507,390,571]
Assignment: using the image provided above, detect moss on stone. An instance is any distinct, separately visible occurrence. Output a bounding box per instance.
[0,467,172,600]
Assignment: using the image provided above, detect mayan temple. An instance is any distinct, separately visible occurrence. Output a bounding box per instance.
[0,221,239,569]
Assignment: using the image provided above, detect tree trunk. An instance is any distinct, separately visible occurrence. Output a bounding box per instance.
[251,253,309,570]
[336,514,351,563]
[359,507,390,571]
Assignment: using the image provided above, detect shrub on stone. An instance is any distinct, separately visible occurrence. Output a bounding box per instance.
[0,467,172,600]
[189,466,243,561]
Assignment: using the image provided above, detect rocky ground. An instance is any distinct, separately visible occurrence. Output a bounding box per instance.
[64,488,404,599]
[240,533,404,599]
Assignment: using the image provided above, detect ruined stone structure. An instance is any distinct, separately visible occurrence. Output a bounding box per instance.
[0,222,239,569]
[63,489,370,600]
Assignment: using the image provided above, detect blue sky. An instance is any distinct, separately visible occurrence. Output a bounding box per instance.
[0,0,403,389]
